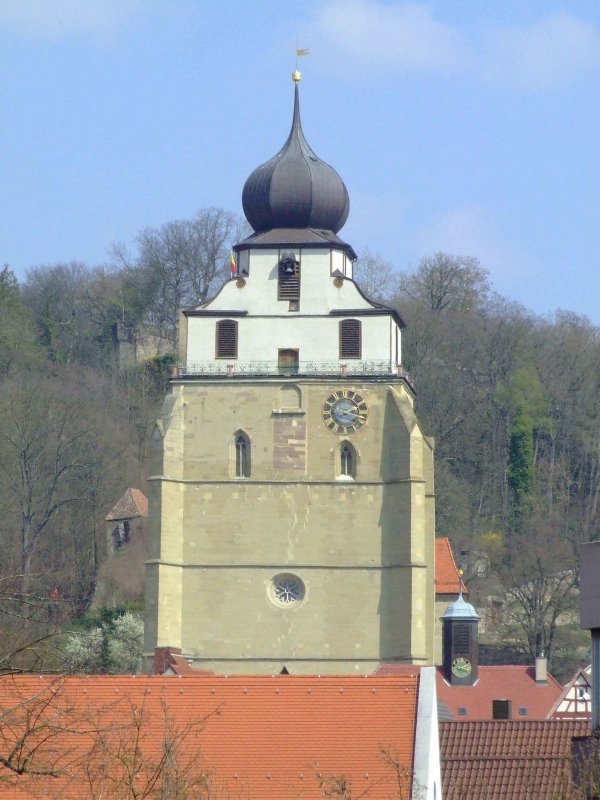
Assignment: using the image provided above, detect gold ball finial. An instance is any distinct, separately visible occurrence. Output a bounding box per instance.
[292,70,302,83]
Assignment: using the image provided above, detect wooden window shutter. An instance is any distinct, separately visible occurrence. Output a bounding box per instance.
[216,320,238,358]
[339,319,361,358]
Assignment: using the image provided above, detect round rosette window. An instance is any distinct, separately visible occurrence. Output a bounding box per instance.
[268,573,305,608]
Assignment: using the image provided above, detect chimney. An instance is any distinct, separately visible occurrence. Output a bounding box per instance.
[154,646,182,675]
[535,653,548,684]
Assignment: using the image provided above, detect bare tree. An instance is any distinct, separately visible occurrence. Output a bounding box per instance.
[81,692,213,799]
[0,588,67,674]
[571,732,600,800]
[0,677,217,799]
[0,677,81,782]
[353,249,399,302]
[0,367,132,656]
[0,374,102,592]
[115,208,247,349]
[313,746,414,800]
[489,515,579,667]
[399,252,490,313]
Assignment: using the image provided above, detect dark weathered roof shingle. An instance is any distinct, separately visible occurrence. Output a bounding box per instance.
[440,719,590,800]
[105,488,148,521]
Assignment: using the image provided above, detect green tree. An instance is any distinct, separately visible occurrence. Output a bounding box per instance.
[391,252,535,540]
[22,262,149,369]
[507,405,534,525]
[0,266,38,376]
[22,262,97,364]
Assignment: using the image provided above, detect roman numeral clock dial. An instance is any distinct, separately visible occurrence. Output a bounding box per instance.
[322,390,368,434]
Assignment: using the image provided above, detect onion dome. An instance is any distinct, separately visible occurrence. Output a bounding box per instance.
[242,74,350,234]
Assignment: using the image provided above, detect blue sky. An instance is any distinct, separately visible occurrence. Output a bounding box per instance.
[1,0,599,322]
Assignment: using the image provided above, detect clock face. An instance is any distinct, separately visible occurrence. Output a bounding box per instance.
[451,656,472,678]
[322,390,368,434]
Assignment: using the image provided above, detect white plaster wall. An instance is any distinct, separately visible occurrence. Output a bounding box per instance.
[184,245,401,368]
[413,666,443,800]
[206,248,369,315]
[186,314,397,366]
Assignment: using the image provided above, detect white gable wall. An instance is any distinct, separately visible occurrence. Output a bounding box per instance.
[183,245,401,370]
[206,248,371,316]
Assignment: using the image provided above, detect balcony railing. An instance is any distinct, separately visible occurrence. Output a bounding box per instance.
[176,360,409,379]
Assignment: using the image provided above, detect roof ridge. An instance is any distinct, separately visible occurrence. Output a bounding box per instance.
[442,755,576,762]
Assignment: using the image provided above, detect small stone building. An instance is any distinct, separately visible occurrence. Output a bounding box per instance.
[105,488,148,555]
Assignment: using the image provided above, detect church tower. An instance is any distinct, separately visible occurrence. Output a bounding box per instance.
[144,74,436,674]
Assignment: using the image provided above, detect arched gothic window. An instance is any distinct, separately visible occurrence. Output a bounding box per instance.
[340,442,356,478]
[235,432,251,478]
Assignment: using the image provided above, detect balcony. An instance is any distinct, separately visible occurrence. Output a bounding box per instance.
[176,360,409,379]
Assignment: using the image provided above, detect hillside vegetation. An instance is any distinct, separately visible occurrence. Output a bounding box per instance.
[0,214,595,679]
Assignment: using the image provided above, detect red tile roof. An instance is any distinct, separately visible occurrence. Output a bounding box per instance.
[376,664,563,720]
[105,487,148,521]
[0,673,420,799]
[440,719,590,800]
[435,537,467,595]
[436,665,563,720]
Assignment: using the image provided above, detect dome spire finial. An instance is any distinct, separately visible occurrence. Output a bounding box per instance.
[292,69,302,83]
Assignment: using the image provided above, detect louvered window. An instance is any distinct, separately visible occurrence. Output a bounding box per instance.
[216,320,238,358]
[453,623,470,651]
[278,258,300,301]
[339,319,361,358]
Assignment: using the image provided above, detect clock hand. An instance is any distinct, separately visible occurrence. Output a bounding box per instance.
[344,408,365,420]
